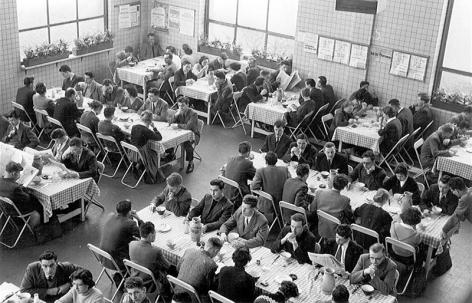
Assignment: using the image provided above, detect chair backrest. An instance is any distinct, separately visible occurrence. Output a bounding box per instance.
[381,134,409,159]
[409,127,421,141]
[121,141,145,163]
[294,110,315,132]
[321,113,333,138]
[251,189,273,202]
[306,104,329,129]
[197,119,204,136]
[385,237,416,263]
[0,196,24,217]
[47,116,65,129]
[12,101,35,125]
[417,182,425,196]
[279,201,308,225]
[208,291,235,303]
[413,138,424,167]
[123,259,159,288]
[330,98,345,114]
[34,108,49,128]
[416,120,434,140]
[167,275,202,303]
[218,175,242,195]
[394,269,400,288]
[351,223,380,246]
[87,243,123,272]
[317,209,341,225]
[77,123,102,149]
[97,133,123,154]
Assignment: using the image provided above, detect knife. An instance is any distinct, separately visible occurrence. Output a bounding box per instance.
[271,254,281,265]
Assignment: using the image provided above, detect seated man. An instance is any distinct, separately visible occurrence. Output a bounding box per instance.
[137,88,169,122]
[59,65,84,91]
[348,80,377,106]
[151,172,192,217]
[15,76,36,123]
[121,277,151,303]
[100,200,143,271]
[378,105,402,155]
[314,142,348,175]
[79,100,103,152]
[0,161,42,227]
[82,72,102,101]
[272,213,318,264]
[284,133,317,168]
[139,32,163,60]
[389,98,414,149]
[420,123,454,169]
[173,59,197,89]
[299,78,324,106]
[116,46,138,68]
[260,70,274,97]
[286,88,318,127]
[238,77,267,112]
[2,110,39,149]
[165,45,181,69]
[220,195,269,248]
[349,150,387,190]
[61,137,99,183]
[442,177,472,236]
[245,56,260,86]
[229,62,247,92]
[187,179,233,233]
[383,163,421,205]
[281,163,311,223]
[317,76,336,110]
[410,92,433,133]
[176,237,222,302]
[101,79,125,107]
[350,243,397,296]
[122,85,144,113]
[420,175,459,215]
[260,119,292,159]
[209,52,228,71]
[20,250,81,302]
[147,53,178,91]
[212,70,233,121]
[98,107,127,146]
[49,129,70,161]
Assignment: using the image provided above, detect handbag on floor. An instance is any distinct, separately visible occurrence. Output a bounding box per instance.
[432,241,452,276]
[404,264,427,298]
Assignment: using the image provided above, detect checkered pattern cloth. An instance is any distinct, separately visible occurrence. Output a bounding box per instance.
[434,139,472,180]
[247,102,288,125]
[176,78,217,102]
[332,111,381,152]
[116,58,165,84]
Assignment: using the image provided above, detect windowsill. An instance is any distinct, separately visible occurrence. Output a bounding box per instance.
[431,100,469,113]
[20,47,114,71]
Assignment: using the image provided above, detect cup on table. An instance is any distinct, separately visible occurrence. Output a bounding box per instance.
[156,206,166,215]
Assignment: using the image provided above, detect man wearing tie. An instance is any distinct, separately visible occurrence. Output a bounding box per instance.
[137,88,169,122]
[314,141,348,175]
[284,134,317,168]
[260,119,292,159]
[61,137,99,183]
[420,175,459,215]
[2,110,39,149]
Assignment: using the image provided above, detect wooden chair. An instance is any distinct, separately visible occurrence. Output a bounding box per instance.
[120,141,148,188]
[251,189,282,233]
[167,275,202,303]
[230,91,247,135]
[96,133,128,178]
[279,201,308,226]
[385,237,416,295]
[194,119,205,161]
[208,291,235,303]
[0,196,36,248]
[123,259,164,303]
[12,101,38,133]
[77,123,103,159]
[321,113,334,140]
[378,134,409,175]
[409,138,430,188]
[350,224,380,250]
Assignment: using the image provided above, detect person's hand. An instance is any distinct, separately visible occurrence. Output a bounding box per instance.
[361,102,368,109]
[348,118,355,124]
[126,56,132,62]
[260,89,268,95]
[220,233,227,242]
[364,264,376,277]
[232,239,246,248]
[291,146,300,157]
[201,225,207,233]
[443,138,451,146]
[58,282,71,295]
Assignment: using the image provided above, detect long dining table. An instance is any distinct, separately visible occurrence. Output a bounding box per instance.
[175,77,217,124]
[434,137,472,181]
[115,57,166,97]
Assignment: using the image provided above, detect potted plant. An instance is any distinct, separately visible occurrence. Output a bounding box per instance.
[252,49,280,69]
[198,35,241,60]
[22,39,70,67]
[72,30,113,56]
[431,88,472,112]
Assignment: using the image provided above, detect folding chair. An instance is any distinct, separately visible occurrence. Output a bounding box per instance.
[190,198,200,209]
[208,291,235,303]
[279,201,308,226]
[34,108,50,141]
[417,182,425,197]
[46,116,66,132]
[77,123,103,159]
[409,138,430,188]
[316,210,341,242]
[416,120,434,140]
[401,128,421,165]
[385,237,416,295]
[96,133,128,178]
[329,98,345,114]
[158,77,175,107]
[350,224,380,250]
[230,91,247,135]
[193,119,205,161]
[218,175,244,209]
[211,104,229,128]
[286,110,315,140]
[167,275,203,303]
[321,113,334,141]
[251,189,282,233]
[378,134,409,175]
[12,101,38,133]
[307,103,329,140]
[0,196,36,248]
[123,259,164,303]
[394,269,400,290]
[87,243,126,301]
[348,165,353,175]
[120,141,148,188]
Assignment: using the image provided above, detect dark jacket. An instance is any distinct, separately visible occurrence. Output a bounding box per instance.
[314,152,348,175]
[260,133,292,159]
[349,88,376,106]
[287,99,317,127]
[224,155,256,200]
[378,118,402,154]
[129,240,170,287]
[16,86,35,122]
[62,74,84,91]
[188,194,233,232]
[354,204,393,248]
[410,104,433,133]
[321,85,336,109]
[152,186,192,217]
[217,266,255,303]
[281,176,310,210]
[321,240,364,273]
[383,175,421,205]
[0,177,42,215]
[246,66,261,86]
[272,226,318,264]
[230,71,247,92]
[220,208,269,248]
[215,80,234,111]
[350,254,397,296]
[79,110,99,146]
[3,123,39,149]
[330,108,353,136]
[238,83,263,111]
[62,147,99,183]
[102,86,125,107]
[130,124,162,148]
[139,41,163,60]
[420,131,450,168]
[349,163,387,190]
[173,107,200,144]
[53,97,81,137]
[283,142,317,168]
[419,184,459,215]
[173,68,197,88]
[98,120,126,145]
[397,107,414,147]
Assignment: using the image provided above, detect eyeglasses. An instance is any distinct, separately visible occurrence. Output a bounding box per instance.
[369,256,383,262]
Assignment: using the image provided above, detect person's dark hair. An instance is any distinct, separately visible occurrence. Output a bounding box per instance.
[242,195,258,208]
[229,62,241,71]
[301,87,311,98]
[209,179,224,190]
[439,174,451,185]
[182,43,193,55]
[400,207,422,226]
[305,78,316,88]
[439,123,454,135]
[296,163,310,177]
[125,46,134,53]
[147,32,155,38]
[274,119,286,128]
[148,87,159,96]
[296,133,308,141]
[260,70,270,77]
[24,76,34,86]
[181,59,191,66]
[238,141,251,154]
[70,269,95,288]
[214,70,226,80]
[324,141,335,150]
[333,174,349,191]
[417,92,429,103]
[166,172,183,187]
[88,100,103,111]
[64,88,76,98]
[254,77,265,86]
[449,177,466,191]
[219,52,228,60]
[39,250,57,261]
[232,247,252,268]
[102,79,114,86]
[369,243,385,254]
[388,99,400,107]
[139,221,155,238]
[279,281,299,299]
[207,237,223,249]
[59,65,71,73]
[177,96,190,105]
[318,76,327,86]
[116,199,132,215]
[394,163,409,176]
[382,105,396,118]
[336,224,352,239]
[124,277,145,290]
[360,80,369,87]
[51,128,67,139]
[373,188,390,205]
[35,82,47,95]
[7,110,20,119]
[69,137,83,147]
[125,84,138,98]
[280,60,291,67]
[103,107,116,119]
[84,72,94,78]
[361,150,376,161]
[265,151,278,166]
[332,284,349,303]
[166,45,177,54]
[198,55,209,66]
[291,213,306,225]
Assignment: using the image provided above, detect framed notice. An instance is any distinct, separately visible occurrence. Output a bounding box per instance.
[118,2,140,29]
[333,40,351,65]
[390,51,411,77]
[317,36,335,61]
[349,44,368,69]
[407,55,428,82]
[151,1,168,31]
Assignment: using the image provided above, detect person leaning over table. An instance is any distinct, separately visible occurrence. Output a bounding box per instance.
[348,80,377,106]
[122,84,143,113]
[219,194,269,249]
[137,88,168,122]
[121,277,151,303]
[165,45,181,69]
[147,52,178,92]
[378,105,402,155]
[53,88,81,138]
[314,141,349,175]
[351,98,369,117]
[97,107,127,147]
[55,269,103,303]
[211,70,234,122]
[442,177,472,238]
[79,100,103,153]
[349,150,387,190]
[2,110,39,149]
[259,119,292,159]
[448,115,471,146]
[382,163,421,205]
[350,243,397,296]
[283,133,317,168]
[281,163,312,223]
[139,32,163,61]
[216,247,256,303]
[317,76,336,110]
[101,79,125,107]
[20,250,81,302]
[329,100,355,137]
[150,172,191,217]
[420,174,459,215]
[272,213,318,264]
[59,65,84,91]
[15,76,36,123]
[285,87,318,128]
[47,129,70,161]
[420,123,455,169]
[409,92,433,134]
[173,58,197,89]
[116,46,138,68]
[192,55,210,79]
[237,76,267,112]
[253,281,299,303]
[61,137,99,183]
[187,178,233,233]
[33,82,55,117]
[229,62,247,92]
[82,72,102,101]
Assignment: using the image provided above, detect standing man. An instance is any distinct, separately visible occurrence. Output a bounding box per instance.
[59,65,84,91]
[15,76,36,123]
[137,88,169,122]
[389,98,414,149]
[139,33,163,60]
[53,88,81,138]
[260,119,292,159]
[317,76,336,110]
[212,71,233,123]
[314,142,348,175]
[281,164,311,223]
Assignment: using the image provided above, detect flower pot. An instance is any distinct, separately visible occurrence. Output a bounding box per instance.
[73,41,114,56]
[199,45,240,60]
[22,52,70,67]
[255,57,279,70]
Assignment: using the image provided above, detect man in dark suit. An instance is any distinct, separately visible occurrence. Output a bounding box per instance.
[79,100,103,153]
[20,251,81,302]
[101,79,126,107]
[15,76,36,123]
[317,76,336,109]
[260,119,292,159]
[378,105,402,155]
[281,163,311,224]
[287,87,318,128]
[220,195,269,248]
[187,179,233,232]
[98,107,126,147]
[229,62,247,92]
[251,151,290,223]
[299,78,325,105]
[389,98,414,149]
[314,141,348,175]
[59,65,84,91]
[349,150,387,190]
[420,175,458,215]
[61,137,99,183]
[53,88,81,138]
[284,133,317,168]
[2,110,39,149]
[237,77,267,112]
[223,141,256,209]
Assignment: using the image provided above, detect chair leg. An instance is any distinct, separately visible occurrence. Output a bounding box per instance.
[121,162,147,189]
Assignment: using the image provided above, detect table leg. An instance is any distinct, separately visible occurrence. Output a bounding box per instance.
[143,78,147,99]
[425,245,434,278]
[181,144,185,169]
[206,98,211,124]
[80,198,85,222]
[43,208,49,223]
[157,152,165,181]
[251,119,255,138]
[338,141,343,152]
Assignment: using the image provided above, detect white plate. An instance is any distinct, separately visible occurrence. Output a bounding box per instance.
[156,223,171,233]
[274,275,292,284]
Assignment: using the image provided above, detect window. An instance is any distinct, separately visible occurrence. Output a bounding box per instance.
[433,0,472,110]
[16,0,107,59]
[205,0,298,57]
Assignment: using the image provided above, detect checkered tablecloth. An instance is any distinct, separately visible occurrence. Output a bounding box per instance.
[246,92,299,125]
[175,78,217,102]
[332,111,381,152]
[434,139,472,180]
[116,58,165,85]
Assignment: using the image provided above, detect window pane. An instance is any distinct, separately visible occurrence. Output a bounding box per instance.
[50,23,77,47]
[49,0,76,24]
[79,18,105,36]
[439,71,472,96]
[267,35,294,58]
[268,0,298,36]
[237,0,267,30]
[236,28,265,53]
[209,0,236,23]
[19,28,49,59]
[443,0,472,73]
[17,0,47,30]
[78,0,104,19]
[208,22,234,44]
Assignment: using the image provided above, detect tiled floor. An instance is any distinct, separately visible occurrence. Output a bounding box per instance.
[0,124,471,302]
